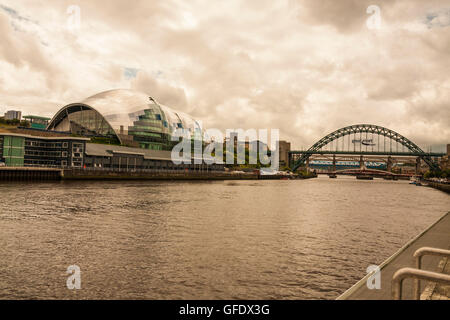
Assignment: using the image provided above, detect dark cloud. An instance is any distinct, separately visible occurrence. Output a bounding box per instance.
[0,0,448,149]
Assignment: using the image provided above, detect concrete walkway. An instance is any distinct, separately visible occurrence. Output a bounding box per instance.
[422,257,450,300]
[338,212,450,300]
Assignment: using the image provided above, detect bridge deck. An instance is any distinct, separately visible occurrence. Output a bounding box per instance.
[338,212,450,300]
[289,150,445,157]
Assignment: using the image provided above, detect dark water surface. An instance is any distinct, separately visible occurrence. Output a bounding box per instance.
[0,176,449,299]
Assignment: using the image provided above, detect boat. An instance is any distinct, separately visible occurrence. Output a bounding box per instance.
[356,175,373,180]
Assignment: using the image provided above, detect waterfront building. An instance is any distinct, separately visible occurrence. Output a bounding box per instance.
[0,132,88,167]
[0,90,227,171]
[4,110,22,121]
[84,143,224,171]
[0,129,224,171]
[47,89,203,151]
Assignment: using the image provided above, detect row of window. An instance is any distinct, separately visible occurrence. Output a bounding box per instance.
[26,141,69,148]
[25,150,69,158]
[24,160,78,167]
[87,163,225,170]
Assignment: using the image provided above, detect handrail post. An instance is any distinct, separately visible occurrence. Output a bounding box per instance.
[413,247,450,300]
[414,255,422,300]
[392,267,450,300]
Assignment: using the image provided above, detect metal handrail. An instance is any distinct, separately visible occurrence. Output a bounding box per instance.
[413,247,450,299]
[392,267,450,300]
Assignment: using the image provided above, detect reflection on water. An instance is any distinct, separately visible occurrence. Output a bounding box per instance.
[0,176,448,299]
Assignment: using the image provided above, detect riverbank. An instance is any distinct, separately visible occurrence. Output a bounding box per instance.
[426,181,450,194]
[0,167,317,181]
[62,168,259,181]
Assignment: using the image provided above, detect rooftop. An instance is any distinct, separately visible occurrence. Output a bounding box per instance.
[23,115,51,121]
[0,127,80,138]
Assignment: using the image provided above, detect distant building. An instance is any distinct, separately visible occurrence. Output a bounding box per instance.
[229,132,239,146]
[4,110,22,121]
[278,140,291,168]
[439,144,450,170]
[23,115,51,130]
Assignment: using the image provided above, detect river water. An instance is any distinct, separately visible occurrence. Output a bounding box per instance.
[0,176,449,299]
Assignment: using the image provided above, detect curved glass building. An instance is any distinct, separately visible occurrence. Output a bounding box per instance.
[47,89,203,150]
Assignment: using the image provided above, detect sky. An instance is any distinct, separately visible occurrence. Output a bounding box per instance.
[0,0,449,150]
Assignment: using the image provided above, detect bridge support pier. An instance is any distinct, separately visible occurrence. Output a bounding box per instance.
[359,155,364,169]
[332,155,336,172]
[387,156,393,172]
[415,157,421,175]
[305,158,310,172]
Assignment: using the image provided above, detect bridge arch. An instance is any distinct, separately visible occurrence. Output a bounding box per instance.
[291,124,439,171]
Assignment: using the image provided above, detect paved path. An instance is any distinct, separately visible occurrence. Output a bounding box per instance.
[338,211,450,300]
[424,257,450,300]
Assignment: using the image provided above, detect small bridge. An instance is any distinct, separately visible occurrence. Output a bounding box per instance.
[290,124,445,172]
[322,168,413,179]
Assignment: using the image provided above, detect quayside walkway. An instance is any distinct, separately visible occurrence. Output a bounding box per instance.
[338,212,450,300]
[0,166,61,180]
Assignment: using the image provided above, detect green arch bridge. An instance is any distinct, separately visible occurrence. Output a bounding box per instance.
[289,124,445,172]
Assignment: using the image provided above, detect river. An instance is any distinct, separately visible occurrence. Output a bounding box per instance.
[0,176,449,299]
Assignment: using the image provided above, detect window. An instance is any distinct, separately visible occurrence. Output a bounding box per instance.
[72,161,82,167]
[62,142,68,148]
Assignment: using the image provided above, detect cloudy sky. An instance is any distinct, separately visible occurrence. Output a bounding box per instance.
[0,0,449,149]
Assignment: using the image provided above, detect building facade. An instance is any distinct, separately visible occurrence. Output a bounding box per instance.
[0,133,88,167]
[47,89,203,151]
[4,110,22,121]
[438,144,450,170]
[0,90,228,171]
[278,140,291,168]
[84,143,224,171]
[0,132,224,171]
